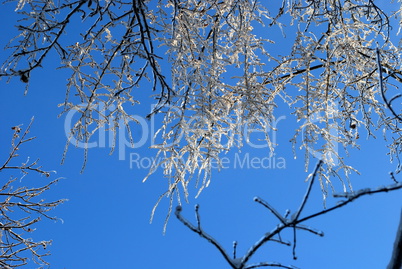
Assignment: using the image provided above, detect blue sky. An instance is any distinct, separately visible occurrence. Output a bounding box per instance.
[1,2,401,269]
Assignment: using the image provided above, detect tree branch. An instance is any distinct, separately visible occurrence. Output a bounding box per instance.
[387,209,402,269]
[176,161,402,269]
[376,48,402,123]
[0,119,66,267]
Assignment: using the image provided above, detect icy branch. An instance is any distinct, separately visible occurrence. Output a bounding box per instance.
[292,160,323,221]
[176,161,402,269]
[0,119,66,267]
[175,205,235,268]
[244,262,300,269]
[254,197,287,225]
[376,48,402,123]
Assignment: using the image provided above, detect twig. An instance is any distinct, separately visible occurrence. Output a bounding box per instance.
[175,205,236,268]
[376,48,402,123]
[176,161,402,269]
[0,121,66,267]
[254,197,287,225]
[292,160,323,221]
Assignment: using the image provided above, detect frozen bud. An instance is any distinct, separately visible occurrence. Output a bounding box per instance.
[350,120,357,129]
[19,71,29,83]
[11,126,21,133]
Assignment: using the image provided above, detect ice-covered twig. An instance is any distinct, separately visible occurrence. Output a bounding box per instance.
[292,160,323,221]
[244,262,300,269]
[175,205,235,268]
[299,182,402,223]
[254,197,287,224]
[387,209,402,269]
[269,238,291,246]
[376,48,402,123]
[0,121,66,267]
[292,226,297,259]
[333,183,402,199]
[294,224,324,237]
[389,172,399,183]
[290,160,322,259]
[195,204,201,230]
[176,162,402,268]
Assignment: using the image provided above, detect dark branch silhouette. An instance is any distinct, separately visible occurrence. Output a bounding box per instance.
[176,161,402,269]
[387,209,402,269]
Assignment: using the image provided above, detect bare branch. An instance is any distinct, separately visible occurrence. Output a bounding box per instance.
[292,160,323,221]
[387,209,402,269]
[176,161,402,269]
[175,205,236,268]
[0,120,66,267]
[244,262,300,269]
[376,48,402,123]
[254,197,287,225]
